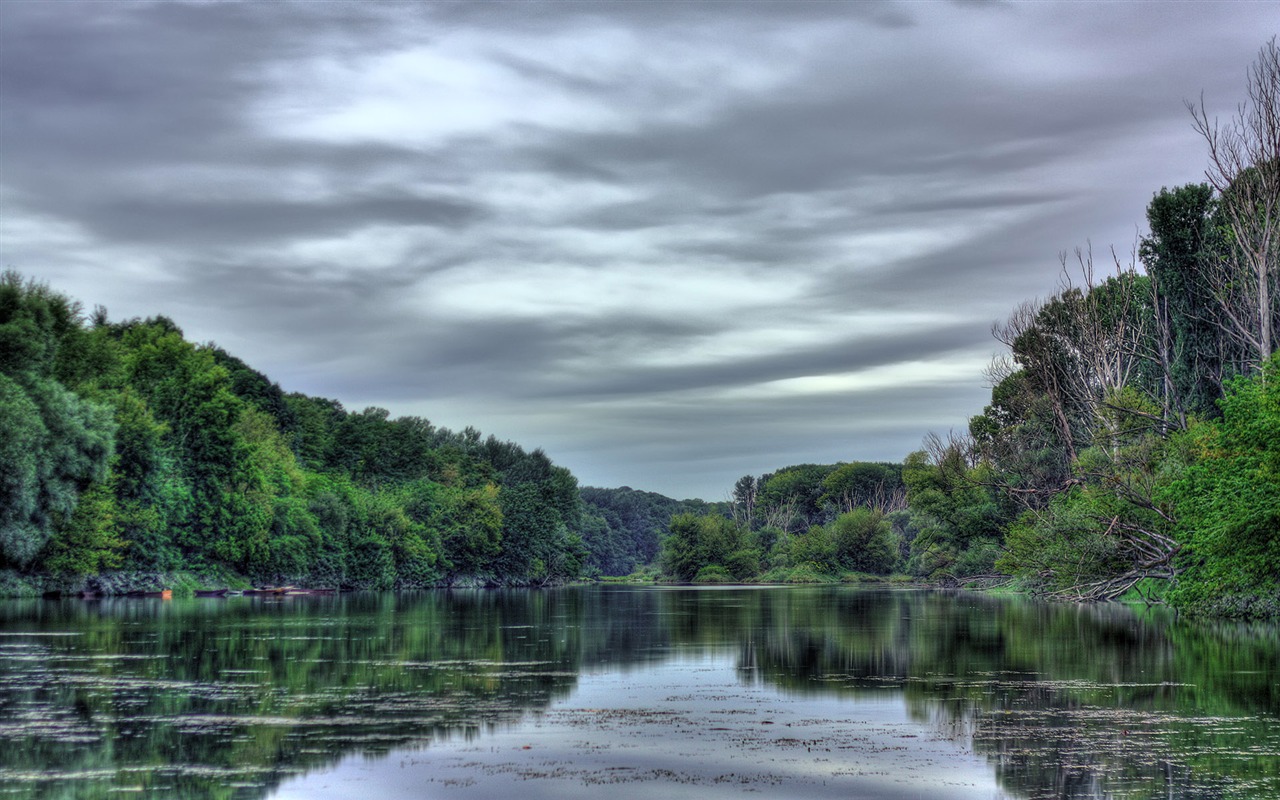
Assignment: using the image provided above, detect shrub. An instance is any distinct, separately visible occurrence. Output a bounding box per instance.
[693,564,733,583]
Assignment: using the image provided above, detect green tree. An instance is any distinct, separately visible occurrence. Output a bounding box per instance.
[969,367,1073,503]
[1162,354,1280,616]
[0,275,117,568]
[660,513,756,582]
[1141,183,1234,419]
[828,508,897,574]
[820,462,903,513]
[403,479,501,579]
[42,477,127,576]
[0,273,609,589]
[579,485,720,573]
[283,393,344,472]
[0,373,52,565]
[756,464,838,532]
[902,443,1006,578]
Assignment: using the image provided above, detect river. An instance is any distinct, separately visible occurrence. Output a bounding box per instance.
[0,586,1276,799]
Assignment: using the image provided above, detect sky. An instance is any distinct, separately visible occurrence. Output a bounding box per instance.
[0,2,1275,501]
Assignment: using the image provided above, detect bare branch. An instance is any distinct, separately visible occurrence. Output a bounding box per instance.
[1188,36,1280,367]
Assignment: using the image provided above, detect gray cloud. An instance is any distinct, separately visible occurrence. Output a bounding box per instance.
[9,191,485,249]
[535,322,992,400]
[2,1,1275,498]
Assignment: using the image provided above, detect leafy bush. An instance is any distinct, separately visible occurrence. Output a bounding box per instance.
[829,508,897,574]
[693,564,733,583]
[659,514,750,582]
[1162,356,1280,617]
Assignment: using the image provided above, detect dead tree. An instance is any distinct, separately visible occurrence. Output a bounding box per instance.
[1188,37,1280,369]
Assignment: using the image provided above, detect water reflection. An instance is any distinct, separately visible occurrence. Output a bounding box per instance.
[0,587,1275,799]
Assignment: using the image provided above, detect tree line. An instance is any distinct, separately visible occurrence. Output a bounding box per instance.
[0,273,628,591]
[654,461,908,584]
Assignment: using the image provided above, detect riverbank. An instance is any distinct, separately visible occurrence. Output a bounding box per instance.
[9,565,1277,621]
[0,568,589,599]
[0,568,244,599]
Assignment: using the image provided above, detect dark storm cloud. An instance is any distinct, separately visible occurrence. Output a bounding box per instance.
[602,380,985,449]
[872,189,1066,217]
[254,305,729,405]
[516,43,1164,201]
[420,0,919,32]
[2,0,1275,498]
[2,3,277,160]
[38,193,484,248]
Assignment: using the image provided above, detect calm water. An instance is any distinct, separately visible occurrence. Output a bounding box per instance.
[0,586,1277,799]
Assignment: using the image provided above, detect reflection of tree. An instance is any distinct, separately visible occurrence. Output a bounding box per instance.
[1,588,1276,800]
[709,589,1279,800]
[0,590,662,800]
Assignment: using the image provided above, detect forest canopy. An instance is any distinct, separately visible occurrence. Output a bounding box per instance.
[0,270,614,591]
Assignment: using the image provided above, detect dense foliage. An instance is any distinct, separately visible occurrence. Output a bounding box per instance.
[919,221,1277,615]
[655,461,908,583]
[903,40,1280,616]
[1160,358,1280,616]
[0,272,594,591]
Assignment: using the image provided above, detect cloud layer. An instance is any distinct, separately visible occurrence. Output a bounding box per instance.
[1,2,1273,498]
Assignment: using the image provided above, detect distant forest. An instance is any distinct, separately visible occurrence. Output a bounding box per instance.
[3,41,1277,616]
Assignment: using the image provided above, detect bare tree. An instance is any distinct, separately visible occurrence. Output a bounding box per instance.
[1188,37,1280,368]
[866,481,907,514]
[760,497,799,533]
[995,245,1163,451]
[1144,266,1185,429]
[1057,245,1151,437]
[730,474,758,529]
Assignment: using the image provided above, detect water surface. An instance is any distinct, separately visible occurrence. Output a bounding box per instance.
[0,587,1276,799]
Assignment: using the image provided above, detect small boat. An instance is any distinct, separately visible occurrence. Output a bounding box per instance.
[283,588,336,596]
[242,586,294,596]
[126,589,173,599]
[194,589,229,597]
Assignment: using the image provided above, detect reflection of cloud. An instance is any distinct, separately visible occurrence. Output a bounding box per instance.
[1,1,1272,497]
[276,652,1007,800]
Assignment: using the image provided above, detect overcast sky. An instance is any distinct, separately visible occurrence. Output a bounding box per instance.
[1,2,1274,500]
